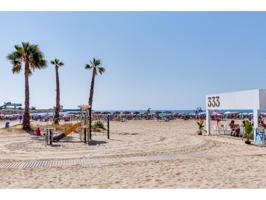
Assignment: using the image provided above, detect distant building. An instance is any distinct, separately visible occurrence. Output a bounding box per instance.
[0,102,22,110]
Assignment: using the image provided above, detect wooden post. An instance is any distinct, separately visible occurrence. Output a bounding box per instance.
[49,129,53,145]
[84,127,87,144]
[45,129,48,146]
[107,115,110,139]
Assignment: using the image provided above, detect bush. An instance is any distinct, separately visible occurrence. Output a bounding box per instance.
[93,120,105,130]
[196,119,206,135]
[244,120,253,142]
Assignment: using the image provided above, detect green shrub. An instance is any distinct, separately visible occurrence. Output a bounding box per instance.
[93,120,105,130]
[244,120,253,142]
[196,119,206,135]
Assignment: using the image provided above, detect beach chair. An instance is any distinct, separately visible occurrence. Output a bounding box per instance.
[220,124,230,135]
[213,125,217,133]
[239,126,247,139]
[212,124,224,135]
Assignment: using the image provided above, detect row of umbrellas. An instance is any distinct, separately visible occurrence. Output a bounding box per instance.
[3,110,266,121]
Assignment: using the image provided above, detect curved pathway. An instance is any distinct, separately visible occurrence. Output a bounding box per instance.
[0,139,218,169]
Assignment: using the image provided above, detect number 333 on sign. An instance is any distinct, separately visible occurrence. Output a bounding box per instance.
[207,96,220,108]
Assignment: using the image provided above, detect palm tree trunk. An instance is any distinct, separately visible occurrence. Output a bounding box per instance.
[88,68,96,107]
[88,68,96,141]
[23,62,31,131]
[54,66,60,125]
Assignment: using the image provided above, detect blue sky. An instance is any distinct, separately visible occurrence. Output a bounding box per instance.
[1,12,266,110]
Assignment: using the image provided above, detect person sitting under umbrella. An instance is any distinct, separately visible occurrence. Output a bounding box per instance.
[259,117,266,129]
[229,120,240,137]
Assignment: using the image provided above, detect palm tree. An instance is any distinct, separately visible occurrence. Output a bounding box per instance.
[7,42,47,131]
[85,58,105,139]
[51,58,64,125]
[85,58,105,107]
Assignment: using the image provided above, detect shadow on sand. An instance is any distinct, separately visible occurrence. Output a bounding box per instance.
[88,140,108,146]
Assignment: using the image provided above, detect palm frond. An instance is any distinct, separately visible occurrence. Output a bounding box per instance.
[29,45,47,69]
[14,45,22,52]
[8,42,47,74]
[7,51,22,73]
[98,67,106,75]
[58,61,64,66]
[85,64,93,69]
[11,63,22,74]
[51,58,64,68]
[94,58,101,66]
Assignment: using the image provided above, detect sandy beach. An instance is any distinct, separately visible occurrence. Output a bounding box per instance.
[0,119,265,188]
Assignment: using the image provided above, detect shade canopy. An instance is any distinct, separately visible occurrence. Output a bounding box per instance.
[78,104,91,110]
[205,89,266,140]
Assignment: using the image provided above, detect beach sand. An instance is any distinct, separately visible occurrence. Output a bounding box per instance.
[0,119,266,188]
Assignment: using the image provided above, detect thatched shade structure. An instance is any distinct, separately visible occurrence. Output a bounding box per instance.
[78,105,91,110]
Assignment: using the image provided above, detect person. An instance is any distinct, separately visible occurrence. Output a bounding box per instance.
[259,117,266,129]
[242,120,246,127]
[216,116,221,125]
[35,127,42,136]
[19,115,22,123]
[229,120,240,137]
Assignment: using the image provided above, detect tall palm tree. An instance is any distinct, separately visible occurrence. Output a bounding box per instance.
[85,58,105,108]
[51,58,64,125]
[7,42,47,131]
[85,58,105,140]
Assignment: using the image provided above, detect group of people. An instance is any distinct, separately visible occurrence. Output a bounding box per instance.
[227,117,266,137]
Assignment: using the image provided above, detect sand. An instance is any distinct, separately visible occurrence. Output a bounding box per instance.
[0,119,266,188]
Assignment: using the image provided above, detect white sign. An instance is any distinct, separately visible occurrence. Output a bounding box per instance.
[206,89,266,110]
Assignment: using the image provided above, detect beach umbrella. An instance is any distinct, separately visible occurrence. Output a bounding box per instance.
[217,112,223,116]
[198,112,206,116]
[173,112,179,116]
[179,112,184,116]
[211,111,218,116]
[260,112,266,117]
[189,112,196,116]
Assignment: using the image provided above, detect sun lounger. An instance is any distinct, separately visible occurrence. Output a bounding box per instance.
[219,124,231,135]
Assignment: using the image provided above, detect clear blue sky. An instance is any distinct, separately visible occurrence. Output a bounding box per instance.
[1,12,266,110]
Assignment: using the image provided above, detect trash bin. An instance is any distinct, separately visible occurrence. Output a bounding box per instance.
[5,121,10,128]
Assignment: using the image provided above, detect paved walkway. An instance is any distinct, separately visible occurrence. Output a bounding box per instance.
[0,154,176,169]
